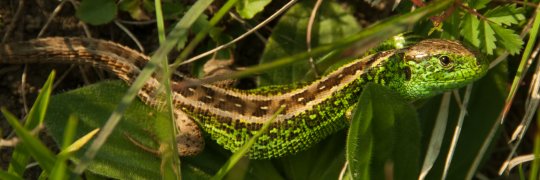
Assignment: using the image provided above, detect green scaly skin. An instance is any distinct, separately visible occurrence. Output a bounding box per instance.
[184,39,488,159]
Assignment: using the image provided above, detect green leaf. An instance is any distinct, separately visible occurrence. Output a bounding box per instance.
[46,81,162,179]
[8,71,55,176]
[2,109,57,173]
[74,0,214,174]
[45,81,214,179]
[347,87,374,179]
[235,0,272,19]
[259,1,361,85]
[441,12,461,38]
[347,83,420,180]
[276,132,346,180]
[50,115,79,180]
[479,21,497,55]
[0,170,22,180]
[165,4,186,18]
[76,0,117,25]
[484,4,525,26]
[460,14,481,47]
[490,22,524,55]
[465,0,490,9]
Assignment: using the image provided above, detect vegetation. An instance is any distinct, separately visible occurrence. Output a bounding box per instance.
[0,0,537,179]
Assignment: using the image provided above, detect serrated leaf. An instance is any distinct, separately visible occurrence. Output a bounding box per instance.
[489,22,524,55]
[236,0,272,19]
[479,21,497,55]
[76,0,117,25]
[484,4,525,26]
[460,14,481,47]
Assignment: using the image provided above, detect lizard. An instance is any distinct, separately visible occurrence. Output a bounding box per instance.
[0,37,488,159]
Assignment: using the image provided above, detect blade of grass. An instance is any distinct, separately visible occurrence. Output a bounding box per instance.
[153,0,181,178]
[531,112,540,180]
[50,115,78,180]
[170,0,239,68]
[7,71,55,175]
[419,92,451,180]
[493,5,540,175]
[24,71,54,129]
[57,128,100,157]
[1,108,56,172]
[211,106,285,180]
[442,84,473,179]
[498,42,540,175]
[182,0,453,86]
[179,0,297,66]
[73,0,215,174]
[498,3,540,124]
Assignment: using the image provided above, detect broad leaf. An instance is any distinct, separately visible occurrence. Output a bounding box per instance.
[45,81,212,179]
[347,83,420,180]
[259,1,361,85]
[76,0,117,25]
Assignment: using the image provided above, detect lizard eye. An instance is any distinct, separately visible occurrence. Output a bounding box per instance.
[438,55,452,67]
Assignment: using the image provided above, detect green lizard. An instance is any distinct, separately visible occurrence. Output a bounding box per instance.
[0,37,487,159]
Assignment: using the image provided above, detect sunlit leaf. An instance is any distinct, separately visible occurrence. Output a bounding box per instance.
[236,0,272,19]
[484,4,525,26]
[479,21,496,54]
[460,14,481,47]
[490,22,524,55]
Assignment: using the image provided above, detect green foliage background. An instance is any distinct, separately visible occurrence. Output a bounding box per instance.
[1,0,536,179]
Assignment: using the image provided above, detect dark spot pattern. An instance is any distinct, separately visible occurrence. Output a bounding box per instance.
[317,75,342,92]
[277,99,290,114]
[174,83,196,97]
[251,100,272,117]
[291,91,315,105]
[198,86,215,103]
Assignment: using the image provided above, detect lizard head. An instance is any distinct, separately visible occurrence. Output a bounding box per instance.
[388,39,488,100]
